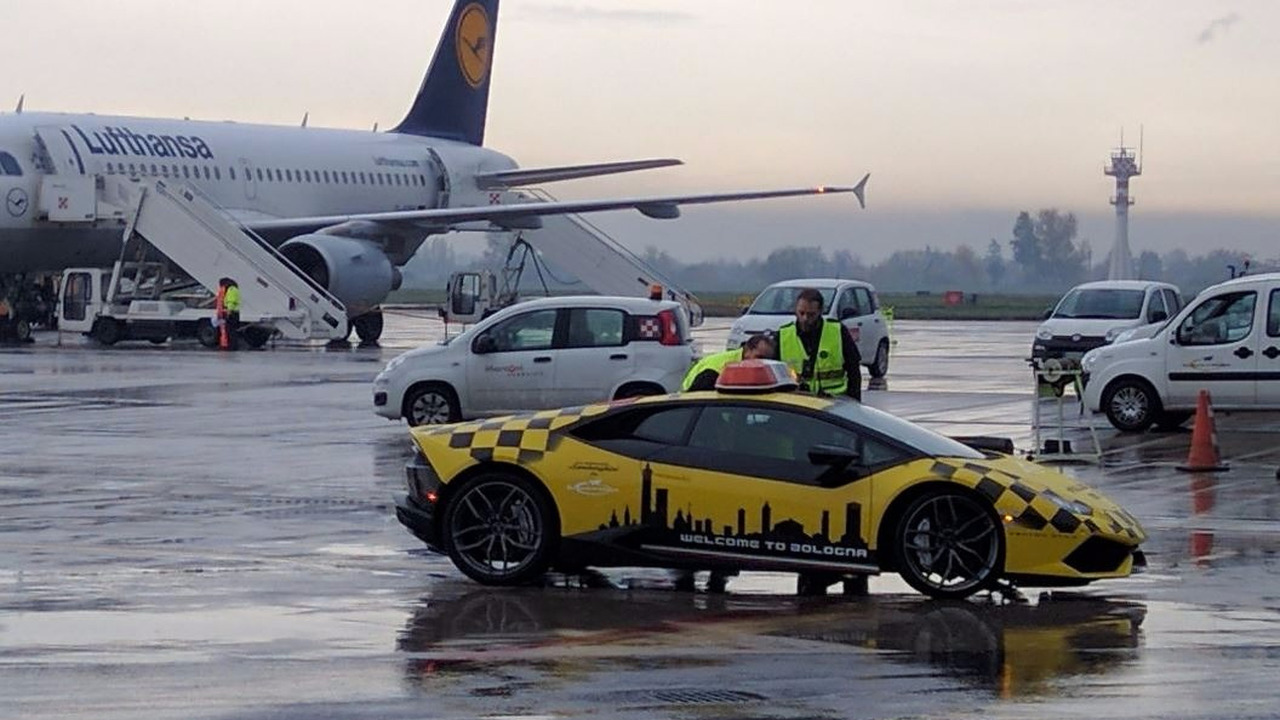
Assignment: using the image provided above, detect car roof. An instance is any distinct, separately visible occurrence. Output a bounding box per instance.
[1069,280,1178,291]
[764,278,875,290]
[1207,272,1280,292]
[412,391,984,460]
[493,295,682,313]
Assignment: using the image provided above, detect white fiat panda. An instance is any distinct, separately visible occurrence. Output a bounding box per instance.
[1033,280,1183,361]
[725,279,891,377]
[374,296,695,425]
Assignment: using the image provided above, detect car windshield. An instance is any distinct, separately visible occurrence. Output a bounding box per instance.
[1052,289,1145,320]
[826,401,985,459]
[748,286,836,315]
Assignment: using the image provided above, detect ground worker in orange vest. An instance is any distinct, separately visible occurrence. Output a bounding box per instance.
[215,278,229,350]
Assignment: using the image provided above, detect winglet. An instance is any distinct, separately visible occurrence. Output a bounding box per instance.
[15,94,23,114]
[852,173,870,210]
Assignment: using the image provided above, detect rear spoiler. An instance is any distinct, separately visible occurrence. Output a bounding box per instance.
[950,436,1016,455]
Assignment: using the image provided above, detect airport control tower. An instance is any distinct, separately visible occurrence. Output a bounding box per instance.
[1104,134,1142,280]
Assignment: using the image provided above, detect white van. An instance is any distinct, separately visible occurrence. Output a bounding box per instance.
[1033,280,1183,361]
[725,279,891,377]
[1081,273,1280,432]
[374,296,694,425]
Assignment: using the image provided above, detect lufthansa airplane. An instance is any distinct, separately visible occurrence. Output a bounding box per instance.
[0,0,866,342]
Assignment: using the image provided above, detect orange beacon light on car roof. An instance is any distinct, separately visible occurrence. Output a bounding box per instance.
[715,360,799,393]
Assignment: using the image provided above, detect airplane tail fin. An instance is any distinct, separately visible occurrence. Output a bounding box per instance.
[392,0,499,145]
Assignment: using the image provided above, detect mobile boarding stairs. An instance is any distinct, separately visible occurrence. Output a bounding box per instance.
[60,176,348,344]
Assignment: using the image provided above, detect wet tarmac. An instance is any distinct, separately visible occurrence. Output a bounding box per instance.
[2,314,1279,719]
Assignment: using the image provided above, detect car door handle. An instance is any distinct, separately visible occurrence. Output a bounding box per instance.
[533,356,552,363]
[1234,347,1254,359]
[1264,346,1280,360]
[609,353,628,360]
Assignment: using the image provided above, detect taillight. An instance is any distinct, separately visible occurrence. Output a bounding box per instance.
[658,309,680,346]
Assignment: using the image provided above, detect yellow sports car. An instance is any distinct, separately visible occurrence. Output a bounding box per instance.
[395,362,1146,599]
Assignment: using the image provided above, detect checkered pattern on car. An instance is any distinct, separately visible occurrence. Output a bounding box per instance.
[930,459,1144,541]
[418,403,613,463]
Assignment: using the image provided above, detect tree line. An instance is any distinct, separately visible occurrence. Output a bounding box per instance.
[402,209,1276,296]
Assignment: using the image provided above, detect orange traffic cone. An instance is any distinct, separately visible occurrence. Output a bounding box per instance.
[1178,389,1229,472]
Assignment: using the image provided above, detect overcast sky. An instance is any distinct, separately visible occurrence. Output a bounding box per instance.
[4,0,1278,262]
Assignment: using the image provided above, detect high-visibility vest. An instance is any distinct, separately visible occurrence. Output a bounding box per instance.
[778,319,847,395]
[224,285,242,312]
[681,348,742,391]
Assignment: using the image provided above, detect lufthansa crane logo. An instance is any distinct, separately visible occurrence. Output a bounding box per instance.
[455,3,492,89]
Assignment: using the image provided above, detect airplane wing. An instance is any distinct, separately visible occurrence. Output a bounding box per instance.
[246,174,869,234]
[474,158,683,189]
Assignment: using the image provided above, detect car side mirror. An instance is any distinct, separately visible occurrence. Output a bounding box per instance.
[839,307,856,320]
[808,444,860,468]
[740,306,750,316]
[473,333,496,354]
[1149,310,1168,323]
[1042,308,1053,320]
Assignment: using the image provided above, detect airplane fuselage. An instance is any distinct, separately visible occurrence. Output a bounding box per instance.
[0,111,517,273]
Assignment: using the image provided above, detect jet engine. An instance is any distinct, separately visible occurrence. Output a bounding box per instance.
[278,234,401,318]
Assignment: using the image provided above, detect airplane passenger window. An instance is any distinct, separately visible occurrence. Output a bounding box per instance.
[204,167,212,180]
[256,168,264,181]
[285,169,293,182]
[304,170,312,183]
[150,164,159,175]
[181,166,189,179]
[214,167,221,181]
[323,171,331,183]
[274,169,283,182]
[128,163,137,175]
[0,151,22,176]
[229,167,236,180]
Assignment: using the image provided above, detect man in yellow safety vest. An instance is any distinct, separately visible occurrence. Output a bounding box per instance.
[775,287,861,401]
[681,333,776,392]
[223,278,242,348]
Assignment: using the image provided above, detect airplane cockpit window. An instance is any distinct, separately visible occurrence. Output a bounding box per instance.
[0,151,24,176]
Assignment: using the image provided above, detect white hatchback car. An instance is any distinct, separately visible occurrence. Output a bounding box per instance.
[374,296,695,426]
[1082,273,1280,432]
[1033,280,1182,361]
[725,279,891,377]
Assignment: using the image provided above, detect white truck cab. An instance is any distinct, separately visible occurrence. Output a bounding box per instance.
[374,295,695,425]
[1082,273,1280,432]
[725,278,891,377]
[1033,280,1182,361]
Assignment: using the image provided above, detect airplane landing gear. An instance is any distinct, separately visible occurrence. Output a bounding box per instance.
[352,310,384,344]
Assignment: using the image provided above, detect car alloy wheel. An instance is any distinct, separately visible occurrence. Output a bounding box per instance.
[1104,379,1157,433]
[444,474,554,585]
[407,385,457,426]
[870,339,890,378]
[896,490,1003,599]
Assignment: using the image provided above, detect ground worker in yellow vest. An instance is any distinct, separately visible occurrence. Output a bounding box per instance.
[223,278,242,350]
[775,287,861,401]
[681,333,776,392]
